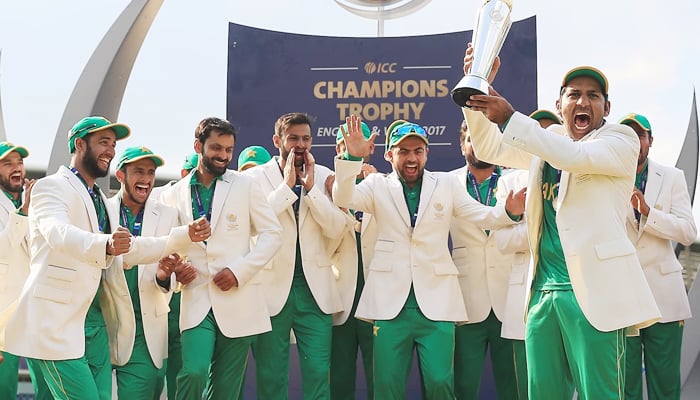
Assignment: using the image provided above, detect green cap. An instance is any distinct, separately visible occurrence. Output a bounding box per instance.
[68,116,130,153]
[385,120,408,151]
[116,145,164,171]
[619,113,652,135]
[561,66,608,97]
[181,152,199,171]
[0,141,29,160]
[388,122,429,148]
[237,145,272,171]
[337,121,371,144]
[529,109,562,124]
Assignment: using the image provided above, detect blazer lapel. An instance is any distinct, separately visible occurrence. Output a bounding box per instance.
[210,172,233,232]
[527,158,545,261]
[142,199,159,238]
[414,171,437,227]
[265,158,295,222]
[640,162,663,235]
[0,193,15,217]
[175,174,204,250]
[102,190,119,234]
[388,173,411,228]
[62,167,100,233]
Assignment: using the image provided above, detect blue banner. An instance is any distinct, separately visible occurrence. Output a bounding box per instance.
[227,17,537,172]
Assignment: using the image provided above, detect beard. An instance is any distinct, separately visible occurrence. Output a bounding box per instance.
[466,153,493,170]
[202,153,228,177]
[0,174,22,195]
[84,146,109,178]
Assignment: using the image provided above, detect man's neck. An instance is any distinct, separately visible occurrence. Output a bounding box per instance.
[468,165,496,184]
[69,162,96,187]
[1,187,19,201]
[637,159,649,175]
[121,192,145,216]
[195,166,216,188]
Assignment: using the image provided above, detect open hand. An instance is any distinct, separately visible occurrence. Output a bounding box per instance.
[339,115,378,158]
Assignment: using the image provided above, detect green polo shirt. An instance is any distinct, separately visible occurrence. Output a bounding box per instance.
[465,167,501,207]
[189,171,220,220]
[533,162,571,291]
[400,176,422,309]
[635,161,648,190]
[71,172,110,329]
[120,201,144,322]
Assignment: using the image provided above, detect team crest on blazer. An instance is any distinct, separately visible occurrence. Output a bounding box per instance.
[434,202,445,218]
[226,213,239,230]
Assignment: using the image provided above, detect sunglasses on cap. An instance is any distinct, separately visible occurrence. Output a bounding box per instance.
[390,123,428,139]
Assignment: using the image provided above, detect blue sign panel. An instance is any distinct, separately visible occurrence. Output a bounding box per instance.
[227,17,537,172]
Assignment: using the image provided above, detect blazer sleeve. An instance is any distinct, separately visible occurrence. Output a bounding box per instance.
[451,173,515,230]
[124,225,190,266]
[462,107,533,170]
[303,168,346,240]
[31,177,111,268]
[332,157,375,214]
[501,112,639,178]
[644,168,697,246]
[228,179,282,286]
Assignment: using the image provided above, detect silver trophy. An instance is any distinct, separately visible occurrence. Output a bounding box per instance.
[451,0,513,106]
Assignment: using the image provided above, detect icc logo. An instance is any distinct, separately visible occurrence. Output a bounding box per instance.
[364,62,398,74]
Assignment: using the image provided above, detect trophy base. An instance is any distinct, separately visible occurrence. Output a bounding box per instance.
[451,75,491,107]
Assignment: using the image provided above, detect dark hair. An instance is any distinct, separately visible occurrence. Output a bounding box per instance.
[195,117,236,145]
[458,120,469,144]
[274,113,314,137]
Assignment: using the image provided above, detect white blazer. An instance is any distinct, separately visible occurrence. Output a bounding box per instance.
[463,109,661,332]
[244,158,347,317]
[160,169,281,338]
[449,166,512,325]
[329,210,378,326]
[492,169,531,340]
[333,159,517,323]
[626,159,696,323]
[0,193,29,350]
[103,194,190,367]
[5,166,124,360]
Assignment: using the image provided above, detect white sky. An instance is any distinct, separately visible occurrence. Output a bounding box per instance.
[0,0,698,179]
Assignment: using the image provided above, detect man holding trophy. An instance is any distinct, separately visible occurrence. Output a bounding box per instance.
[455,1,660,398]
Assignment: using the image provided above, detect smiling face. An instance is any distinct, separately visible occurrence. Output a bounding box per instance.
[387,136,428,186]
[116,158,157,209]
[195,130,234,178]
[274,123,312,168]
[0,151,26,197]
[556,76,610,140]
[79,129,117,180]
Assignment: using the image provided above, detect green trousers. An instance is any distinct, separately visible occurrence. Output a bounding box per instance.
[253,282,332,400]
[330,316,374,400]
[625,320,684,400]
[85,325,112,400]
[0,351,20,399]
[26,357,100,400]
[155,291,182,400]
[26,357,52,400]
[114,321,161,399]
[526,289,625,399]
[373,306,455,400]
[454,310,527,399]
[177,309,252,400]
